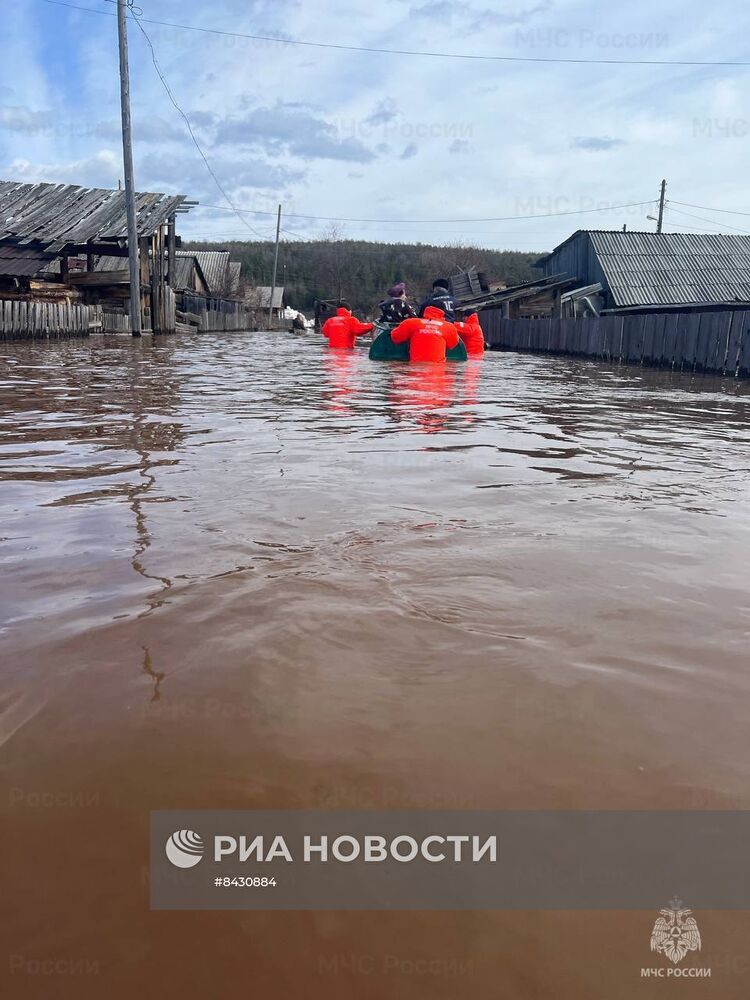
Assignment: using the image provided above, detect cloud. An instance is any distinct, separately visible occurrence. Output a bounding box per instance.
[138,151,305,193]
[571,136,627,152]
[400,142,418,159]
[408,0,553,27]
[4,150,121,187]
[0,106,56,134]
[214,102,377,162]
[365,98,400,126]
[0,109,191,145]
[92,118,189,143]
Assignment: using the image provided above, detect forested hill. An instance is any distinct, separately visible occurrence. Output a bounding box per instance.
[183,239,544,314]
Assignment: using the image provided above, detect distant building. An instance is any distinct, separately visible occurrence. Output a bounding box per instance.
[245,286,285,317]
[536,231,750,311]
[176,251,241,298]
[89,253,210,296]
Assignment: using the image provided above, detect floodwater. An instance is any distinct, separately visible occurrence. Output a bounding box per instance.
[2,330,750,998]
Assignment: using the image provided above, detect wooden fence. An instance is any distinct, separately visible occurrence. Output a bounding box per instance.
[0,300,103,340]
[480,308,750,377]
[177,291,254,332]
[102,311,132,334]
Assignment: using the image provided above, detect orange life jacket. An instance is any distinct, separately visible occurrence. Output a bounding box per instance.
[322,308,373,349]
[455,313,484,355]
[391,306,460,362]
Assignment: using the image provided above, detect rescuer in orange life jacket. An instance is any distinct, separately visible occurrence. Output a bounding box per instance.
[321,303,374,349]
[455,312,485,355]
[391,305,460,362]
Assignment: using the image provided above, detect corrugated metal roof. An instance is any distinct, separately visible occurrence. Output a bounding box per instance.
[0,180,188,252]
[0,243,54,276]
[539,230,750,307]
[176,250,230,295]
[173,256,203,290]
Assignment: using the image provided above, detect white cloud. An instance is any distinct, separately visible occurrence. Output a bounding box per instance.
[5,150,121,187]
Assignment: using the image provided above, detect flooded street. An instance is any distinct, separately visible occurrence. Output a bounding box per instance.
[2,331,750,997]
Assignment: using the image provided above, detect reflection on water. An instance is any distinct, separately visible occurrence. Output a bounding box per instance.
[2,332,750,998]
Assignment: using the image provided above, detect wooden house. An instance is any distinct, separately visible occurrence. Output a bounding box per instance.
[0,179,194,335]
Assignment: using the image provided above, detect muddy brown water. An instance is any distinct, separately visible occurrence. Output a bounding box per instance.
[2,331,750,998]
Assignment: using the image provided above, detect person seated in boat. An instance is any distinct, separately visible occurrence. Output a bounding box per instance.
[290,310,307,332]
[455,312,485,355]
[378,282,416,325]
[391,305,460,362]
[418,278,456,323]
[321,302,373,349]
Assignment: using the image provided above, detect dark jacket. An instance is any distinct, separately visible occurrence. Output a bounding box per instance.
[378,296,416,324]
[418,289,455,322]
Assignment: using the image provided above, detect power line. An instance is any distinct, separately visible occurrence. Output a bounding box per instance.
[669,199,750,218]
[192,200,653,225]
[184,229,589,238]
[35,0,750,67]
[666,222,740,234]
[128,5,267,239]
[666,205,750,234]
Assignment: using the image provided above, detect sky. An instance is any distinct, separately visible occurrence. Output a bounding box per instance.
[2,0,750,252]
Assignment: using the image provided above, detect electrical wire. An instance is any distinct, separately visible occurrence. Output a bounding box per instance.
[666,205,750,234]
[127,3,268,239]
[669,200,750,218]
[192,201,654,225]
[35,0,750,67]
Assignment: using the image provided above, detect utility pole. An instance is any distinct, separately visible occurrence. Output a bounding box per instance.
[117,0,142,336]
[268,203,282,328]
[656,178,666,234]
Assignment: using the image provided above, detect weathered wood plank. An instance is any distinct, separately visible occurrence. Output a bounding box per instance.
[679,313,701,370]
[737,319,750,377]
[0,298,99,340]
[724,310,749,374]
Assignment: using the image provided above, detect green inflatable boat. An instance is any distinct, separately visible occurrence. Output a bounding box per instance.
[368,322,467,361]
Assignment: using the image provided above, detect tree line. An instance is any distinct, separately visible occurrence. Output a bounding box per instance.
[183,237,544,317]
